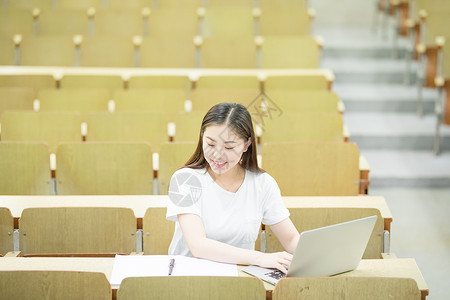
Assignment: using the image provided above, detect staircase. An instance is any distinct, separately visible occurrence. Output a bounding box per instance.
[316,26,450,189]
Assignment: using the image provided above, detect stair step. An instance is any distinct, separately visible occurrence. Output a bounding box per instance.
[335,83,438,113]
[361,150,450,188]
[344,112,450,151]
[322,57,415,84]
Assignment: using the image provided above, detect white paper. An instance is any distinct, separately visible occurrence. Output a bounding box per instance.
[110,255,238,285]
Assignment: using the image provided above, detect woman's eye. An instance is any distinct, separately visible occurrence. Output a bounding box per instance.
[207,144,215,147]
[225,147,234,150]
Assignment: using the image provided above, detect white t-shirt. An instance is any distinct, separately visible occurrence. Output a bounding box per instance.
[166,167,290,256]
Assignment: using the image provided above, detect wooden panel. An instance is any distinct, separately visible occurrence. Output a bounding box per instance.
[20,36,76,67]
[1,111,82,153]
[261,142,360,196]
[39,10,89,35]
[113,89,186,115]
[263,90,339,113]
[56,142,153,195]
[81,36,134,68]
[147,8,198,37]
[0,271,111,300]
[158,142,197,194]
[60,75,123,96]
[0,37,14,66]
[142,207,174,254]
[203,7,255,38]
[118,276,266,300]
[261,112,344,143]
[128,75,191,90]
[140,37,196,68]
[196,76,260,89]
[265,75,328,91]
[38,89,110,115]
[265,207,384,259]
[262,36,320,69]
[191,88,261,111]
[20,207,137,255]
[0,10,34,36]
[0,87,35,115]
[173,111,204,142]
[260,8,310,36]
[0,142,52,195]
[95,11,144,37]
[0,208,14,255]
[0,75,55,90]
[86,112,168,151]
[200,38,257,68]
[273,277,421,300]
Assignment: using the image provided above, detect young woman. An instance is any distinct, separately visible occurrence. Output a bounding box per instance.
[166,102,300,273]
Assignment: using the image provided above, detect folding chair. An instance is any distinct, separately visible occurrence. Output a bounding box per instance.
[19,207,137,256]
[0,142,52,195]
[261,142,360,196]
[0,208,14,255]
[1,111,82,153]
[117,276,266,300]
[273,277,421,300]
[56,142,153,195]
[0,271,111,300]
[0,87,35,115]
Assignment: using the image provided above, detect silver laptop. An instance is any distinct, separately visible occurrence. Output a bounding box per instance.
[242,215,377,285]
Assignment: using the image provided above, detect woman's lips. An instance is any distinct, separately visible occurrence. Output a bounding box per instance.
[212,160,227,168]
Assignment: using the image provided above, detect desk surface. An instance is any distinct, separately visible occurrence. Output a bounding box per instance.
[0,257,428,296]
[0,66,335,81]
[0,195,392,219]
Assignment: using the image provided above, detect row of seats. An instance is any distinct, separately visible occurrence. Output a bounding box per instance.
[1,0,308,11]
[0,87,342,114]
[0,73,332,95]
[1,35,320,68]
[381,0,450,154]
[0,141,363,196]
[0,204,384,257]
[0,7,312,37]
[0,271,420,300]
[0,110,345,148]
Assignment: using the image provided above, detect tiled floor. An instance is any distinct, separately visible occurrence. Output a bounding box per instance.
[371,187,450,299]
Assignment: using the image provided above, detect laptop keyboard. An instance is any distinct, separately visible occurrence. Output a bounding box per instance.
[264,270,286,281]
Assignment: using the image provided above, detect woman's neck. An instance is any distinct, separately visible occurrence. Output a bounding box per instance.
[207,165,246,192]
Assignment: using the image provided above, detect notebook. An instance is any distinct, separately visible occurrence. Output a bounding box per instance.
[241,215,377,285]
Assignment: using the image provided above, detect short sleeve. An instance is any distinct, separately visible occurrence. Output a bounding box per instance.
[261,173,290,225]
[166,168,204,222]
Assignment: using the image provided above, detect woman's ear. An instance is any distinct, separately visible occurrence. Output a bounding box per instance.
[243,138,251,152]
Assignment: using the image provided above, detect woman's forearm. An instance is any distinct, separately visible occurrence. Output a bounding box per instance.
[189,236,262,266]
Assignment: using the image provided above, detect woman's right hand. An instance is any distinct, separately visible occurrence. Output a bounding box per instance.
[253,251,293,274]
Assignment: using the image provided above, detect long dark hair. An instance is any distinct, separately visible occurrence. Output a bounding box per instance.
[184,102,263,173]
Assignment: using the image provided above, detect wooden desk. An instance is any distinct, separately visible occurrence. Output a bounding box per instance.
[0,66,335,83]
[0,195,393,232]
[0,257,428,300]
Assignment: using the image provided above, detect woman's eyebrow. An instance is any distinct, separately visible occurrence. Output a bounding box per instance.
[205,136,237,144]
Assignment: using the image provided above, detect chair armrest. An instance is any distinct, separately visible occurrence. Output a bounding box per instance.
[338,99,345,114]
[4,251,21,257]
[382,253,398,259]
[359,156,370,194]
[343,124,350,142]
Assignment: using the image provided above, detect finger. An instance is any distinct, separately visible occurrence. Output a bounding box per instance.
[279,258,292,267]
[276,263,288,274]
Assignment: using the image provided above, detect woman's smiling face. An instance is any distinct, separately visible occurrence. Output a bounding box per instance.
[202,124,250,175]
